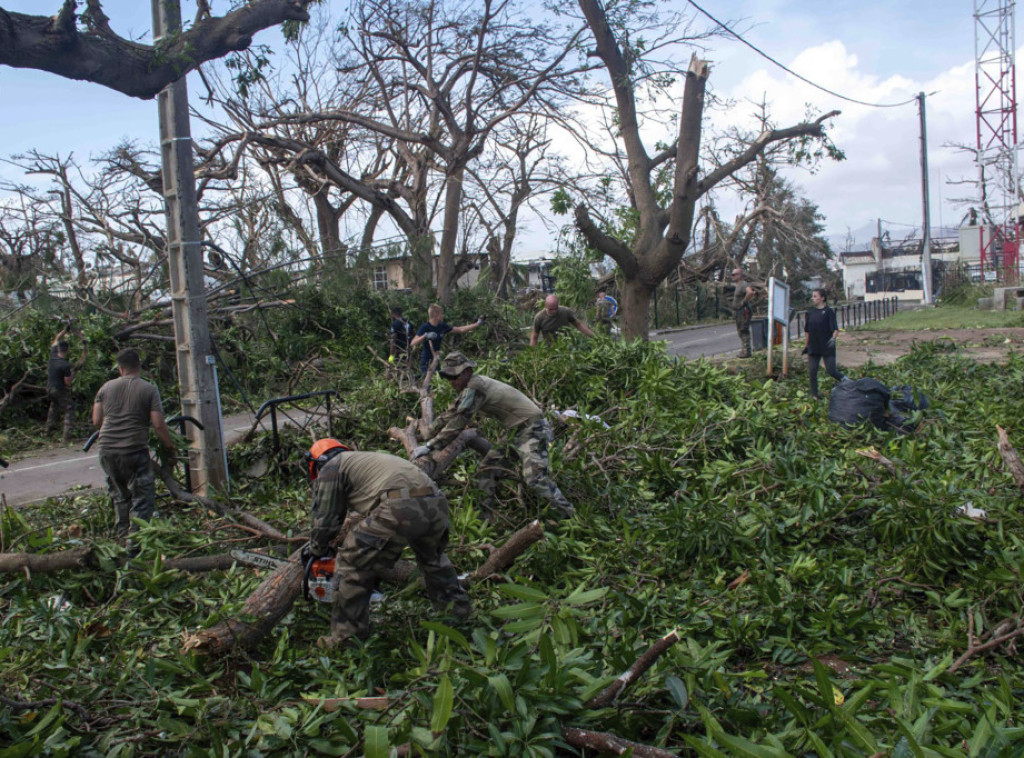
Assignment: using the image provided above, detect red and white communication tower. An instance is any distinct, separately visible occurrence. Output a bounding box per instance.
[974,0,1019,281]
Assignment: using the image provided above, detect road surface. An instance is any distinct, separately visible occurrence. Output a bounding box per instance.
[2,324,744,507]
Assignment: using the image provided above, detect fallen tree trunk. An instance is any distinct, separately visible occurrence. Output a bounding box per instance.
[182,545,305,654]
[0,546,93,574]
[388,425,492,480]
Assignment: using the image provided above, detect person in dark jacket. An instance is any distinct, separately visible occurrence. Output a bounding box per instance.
[803,288,847,399]
[45,329,75,441]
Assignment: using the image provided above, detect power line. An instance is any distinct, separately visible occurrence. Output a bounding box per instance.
[686,0,919,109]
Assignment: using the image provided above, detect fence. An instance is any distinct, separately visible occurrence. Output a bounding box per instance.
[648,284,899,335]
[786,297,899,340]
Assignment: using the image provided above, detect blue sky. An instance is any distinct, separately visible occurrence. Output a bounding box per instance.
[0,1,1009,253]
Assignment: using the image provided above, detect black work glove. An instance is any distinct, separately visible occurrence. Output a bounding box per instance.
[801,346,808,356]
[826,337,836,350]
[299,542,316,565]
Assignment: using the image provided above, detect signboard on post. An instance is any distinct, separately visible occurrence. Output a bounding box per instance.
[766,277,791,377]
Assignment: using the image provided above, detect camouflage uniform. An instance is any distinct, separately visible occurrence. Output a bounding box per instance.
[309,451,470,647]
[425,373,574,518]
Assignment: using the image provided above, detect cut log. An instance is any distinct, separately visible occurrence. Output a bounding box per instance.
[182,546,305,654]
[0,547,93,574]
[164,554,241,573]
[997,426,1024,490]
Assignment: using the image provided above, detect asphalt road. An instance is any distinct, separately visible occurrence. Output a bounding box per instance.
[0,411,281,508]
[1,323,743,507]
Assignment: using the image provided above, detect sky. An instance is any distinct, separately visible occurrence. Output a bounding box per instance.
[0,0,1011,257]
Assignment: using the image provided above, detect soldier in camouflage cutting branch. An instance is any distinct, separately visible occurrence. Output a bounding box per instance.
[411,352,575,520]
[302,438,471,650]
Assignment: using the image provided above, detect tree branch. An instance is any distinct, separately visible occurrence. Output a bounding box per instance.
[0,1,315,99]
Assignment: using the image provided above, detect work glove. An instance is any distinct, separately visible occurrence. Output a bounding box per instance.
[826,337,836,350]
[411,445,431,460]
[476,316,485,325]
[424,332,438,341]
[801,345,809,355]
[299,542,316,564]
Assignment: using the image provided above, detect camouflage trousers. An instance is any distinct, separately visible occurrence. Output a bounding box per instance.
[329,491,471,644]
[735,309,751,358]
[99,449,156,540]
[478,418,574,518]
[45,388,74,441]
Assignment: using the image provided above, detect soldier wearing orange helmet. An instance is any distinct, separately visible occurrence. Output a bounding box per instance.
[302,439,471,650]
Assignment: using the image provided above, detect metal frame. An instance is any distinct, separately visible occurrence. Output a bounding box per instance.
[255,390,339,454]
[974,0,1020,282]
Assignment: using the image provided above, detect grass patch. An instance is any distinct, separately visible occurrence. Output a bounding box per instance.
[854,304,1024,331]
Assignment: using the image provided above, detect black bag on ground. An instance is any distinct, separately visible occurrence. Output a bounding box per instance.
[886,385,929,433]
[827,378,891,429]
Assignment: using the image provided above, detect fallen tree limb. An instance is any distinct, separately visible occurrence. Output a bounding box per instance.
[997,425,1024,490]
[560,726,678,757]
[388,425,492,480]
[856,447,898,476]
[0,546,93,574]
[379,519,545,587]
[184,515,358,655]
[586,630,681,709]
[948,614,1024,673]
[0,693,92,724]
[164,554,241,573]
[156,461,296,543]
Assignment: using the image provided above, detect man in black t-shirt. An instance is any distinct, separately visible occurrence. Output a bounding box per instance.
[388,307,412,365]
[45,329,74,442]
[410,304,482,377]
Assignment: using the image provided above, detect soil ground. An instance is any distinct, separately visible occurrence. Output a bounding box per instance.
[833,327,1024,369]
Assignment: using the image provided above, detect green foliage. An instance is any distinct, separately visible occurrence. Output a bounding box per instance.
[855,306,1024,331]
[4,337,1024,755]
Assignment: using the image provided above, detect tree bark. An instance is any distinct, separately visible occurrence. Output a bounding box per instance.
[560,727,678,757]
[182,545,306,654]
[0,546,93,574]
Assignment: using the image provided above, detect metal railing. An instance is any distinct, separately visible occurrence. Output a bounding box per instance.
[254,390,338,454]
[83,414,203,494]
[786,297,900,340]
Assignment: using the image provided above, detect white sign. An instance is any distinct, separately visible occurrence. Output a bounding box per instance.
[770,277,790,324]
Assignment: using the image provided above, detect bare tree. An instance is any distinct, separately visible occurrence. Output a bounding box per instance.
[0,1,318,99]
[570,0,840,340]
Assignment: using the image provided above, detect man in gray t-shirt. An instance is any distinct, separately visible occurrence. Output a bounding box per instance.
[92,348,174,550]
[530,295,595,346]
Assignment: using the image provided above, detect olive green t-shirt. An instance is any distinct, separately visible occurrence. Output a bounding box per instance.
[466,374,543,429]
[96,376,163,453]
[320,451,436,518]
[532,306,577,342]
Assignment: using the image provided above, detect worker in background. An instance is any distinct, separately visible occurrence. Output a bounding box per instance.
[530,294,595,345]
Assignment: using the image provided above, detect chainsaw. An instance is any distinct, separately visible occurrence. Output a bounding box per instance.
[229,549,336,603]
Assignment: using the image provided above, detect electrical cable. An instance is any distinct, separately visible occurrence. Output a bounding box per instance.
[686,0,919,109]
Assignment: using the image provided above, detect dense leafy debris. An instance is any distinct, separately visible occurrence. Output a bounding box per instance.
[2,336,1024,756]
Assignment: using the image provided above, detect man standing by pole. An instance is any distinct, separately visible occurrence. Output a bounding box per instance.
[731,269,755,358]
[92,348,175,556]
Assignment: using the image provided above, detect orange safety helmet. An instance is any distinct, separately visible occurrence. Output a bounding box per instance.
[306,438,351,480]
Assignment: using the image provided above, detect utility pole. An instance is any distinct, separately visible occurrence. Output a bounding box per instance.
[152,0,228,494]
[917,92,933,304]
